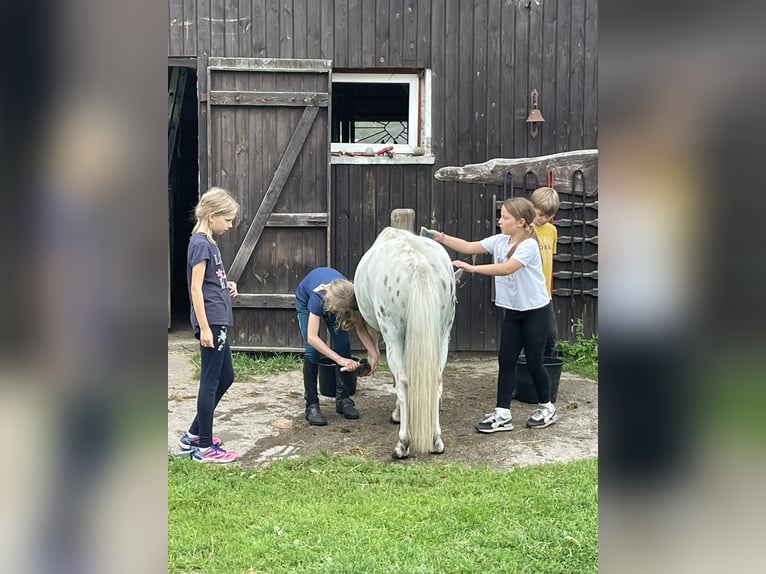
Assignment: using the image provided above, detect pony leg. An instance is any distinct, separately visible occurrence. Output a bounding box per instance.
[393,374,410,459]
[386,344,404,424]
[431,379,445,454]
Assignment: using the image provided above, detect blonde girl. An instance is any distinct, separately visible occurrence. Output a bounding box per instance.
[179,187,241,463]
[423,197,557,432]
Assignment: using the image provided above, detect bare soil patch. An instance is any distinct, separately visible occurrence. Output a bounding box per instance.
[168,337,597,471]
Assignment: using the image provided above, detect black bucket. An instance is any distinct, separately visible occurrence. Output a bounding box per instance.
[513,356,564,404]
[318,357,358,397]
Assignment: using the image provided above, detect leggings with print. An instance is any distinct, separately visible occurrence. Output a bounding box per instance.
[496,304,552,409]
[188,325,234,448]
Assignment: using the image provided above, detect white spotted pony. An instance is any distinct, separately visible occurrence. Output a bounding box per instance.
[354,226,456,459]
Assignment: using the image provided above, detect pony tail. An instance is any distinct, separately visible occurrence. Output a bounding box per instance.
[405,265,441,454]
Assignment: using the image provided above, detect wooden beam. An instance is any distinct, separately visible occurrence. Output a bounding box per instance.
[210,91,329,107]
[227,106,320,282]
[232,294,296,308]
[265,213,327,227]
[207,57,333,72]
[434,149,598,195]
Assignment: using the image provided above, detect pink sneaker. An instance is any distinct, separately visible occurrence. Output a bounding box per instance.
[191,444,237,464]
[178,432,222,451]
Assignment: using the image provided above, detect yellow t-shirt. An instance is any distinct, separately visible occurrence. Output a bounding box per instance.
[534,222,557,298]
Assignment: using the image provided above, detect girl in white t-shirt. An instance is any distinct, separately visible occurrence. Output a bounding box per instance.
[423,197,557,433]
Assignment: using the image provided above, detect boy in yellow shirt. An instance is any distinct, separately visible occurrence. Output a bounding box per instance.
[530,187,560,357]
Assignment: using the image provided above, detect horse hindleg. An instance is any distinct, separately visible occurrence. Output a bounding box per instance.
[431,378,445,454]
[386,344,404,424]
[393,374,410,459]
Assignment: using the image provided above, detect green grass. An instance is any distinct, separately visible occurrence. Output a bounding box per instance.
[168,453,598,573]
[557,321,598,380]
[192,351,302,381]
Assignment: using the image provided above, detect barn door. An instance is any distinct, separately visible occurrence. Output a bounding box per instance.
[206,57,332,351]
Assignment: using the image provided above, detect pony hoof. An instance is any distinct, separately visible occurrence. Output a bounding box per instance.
[389,416,400,425]
[431,444,445,455]
[393,446,410,459]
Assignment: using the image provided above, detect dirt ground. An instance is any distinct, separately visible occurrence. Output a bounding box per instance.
[168,332,598,471]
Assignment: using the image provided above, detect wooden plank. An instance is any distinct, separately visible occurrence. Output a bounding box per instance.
[472,0,487,162]
[183,0,197,56]
[228,105,320,282]
[334,0,350,67]
[224,0,238,57]
[294,0,308,59]
[253,0,266,56]
[375,0,390,66]
[403,0,417,66]
[540,0,557,154]
[433,149,598,194]
[221,73,237,196]
[347,0,362,67]
[430,0,445,160]
[388,0,404,67]
[266,3,281,57]
[207,57,332,71]
[457,0,472,167]
[209,90,329,106]
[584,0,598,149]
[210,0,225,57]
[513,0,529,158]
[499,0,515,157]
[527,0,543,156]
[569,0,586,150]
[307,0,321,58]
[169,0,184,56]
[556,0,572,151]
[416,0,431,67]
[280,0,294,58]
[265,212,328,226]
[486,0,501,158]
[320,0,334,60]
[238,0,252,57]
[361,0,376,67]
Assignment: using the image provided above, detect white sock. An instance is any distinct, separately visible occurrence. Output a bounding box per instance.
[495,407,511,420]
[539,401,554,411]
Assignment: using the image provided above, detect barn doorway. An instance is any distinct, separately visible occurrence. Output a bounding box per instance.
[168,64,199,329]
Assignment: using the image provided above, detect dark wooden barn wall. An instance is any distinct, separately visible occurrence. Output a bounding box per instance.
[168,0,598,350]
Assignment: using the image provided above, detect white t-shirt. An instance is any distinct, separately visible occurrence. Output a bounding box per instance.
[479,234,550,311]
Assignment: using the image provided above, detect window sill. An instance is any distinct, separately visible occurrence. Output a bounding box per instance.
[330,154,436,165]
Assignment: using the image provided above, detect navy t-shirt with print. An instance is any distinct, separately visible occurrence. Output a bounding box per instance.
[295,267,347,316]
[187,232,233,333]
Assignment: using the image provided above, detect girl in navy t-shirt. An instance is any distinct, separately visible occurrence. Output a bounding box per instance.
[295,267,379,426]
[179,188,240,463]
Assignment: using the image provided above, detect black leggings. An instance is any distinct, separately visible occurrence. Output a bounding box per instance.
[496,304,551,409]
[188,325,235,448]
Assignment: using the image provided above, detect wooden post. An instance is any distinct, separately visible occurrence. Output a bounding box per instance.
[390,209,415,232]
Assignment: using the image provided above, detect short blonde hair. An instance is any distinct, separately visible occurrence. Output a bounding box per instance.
[530,187,560,217]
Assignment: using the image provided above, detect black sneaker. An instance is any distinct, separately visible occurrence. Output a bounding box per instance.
[474,412,514,433]
[305,404,327,426]
[336,398,359,419]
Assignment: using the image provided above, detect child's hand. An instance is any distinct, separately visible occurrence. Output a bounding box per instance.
[200,327,214,348]
[452,260,473,273]
[420,227,437,239]
[227,281,238,297]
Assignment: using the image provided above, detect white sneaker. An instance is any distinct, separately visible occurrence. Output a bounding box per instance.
[474,411,514,434]
[526,405,557,428]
